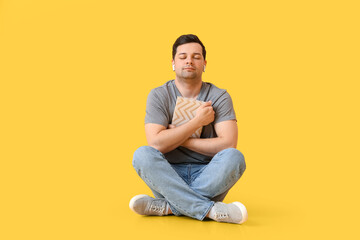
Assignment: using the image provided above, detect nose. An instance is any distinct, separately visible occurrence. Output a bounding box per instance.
[186,56,193,65]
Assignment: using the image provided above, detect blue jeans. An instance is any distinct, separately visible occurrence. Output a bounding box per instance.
[132,146,246,220]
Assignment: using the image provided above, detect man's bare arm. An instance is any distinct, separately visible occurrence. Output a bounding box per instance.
[145,101,214,154]
[180,120,238,157]
[145,120,201,154]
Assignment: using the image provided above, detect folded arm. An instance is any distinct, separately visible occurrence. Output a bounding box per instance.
[145,119,201,154]
[145,101,214,154]
[181,120,238,156]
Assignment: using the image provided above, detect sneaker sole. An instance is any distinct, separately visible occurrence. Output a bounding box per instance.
[129,194,149,213]
[233,202,248,224]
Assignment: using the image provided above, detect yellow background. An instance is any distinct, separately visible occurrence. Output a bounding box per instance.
[1,0,359,239]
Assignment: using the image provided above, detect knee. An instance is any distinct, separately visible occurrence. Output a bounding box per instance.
[220,148,246,172]
[132,146,161,170]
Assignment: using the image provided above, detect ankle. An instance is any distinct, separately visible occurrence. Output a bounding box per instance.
[207,205,216,220]
[166,203,172,215]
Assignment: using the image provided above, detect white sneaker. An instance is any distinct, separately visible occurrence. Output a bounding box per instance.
[209,202,248,224]
[129,194,168,216]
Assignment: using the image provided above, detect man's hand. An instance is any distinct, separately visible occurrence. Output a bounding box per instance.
[169,101,213,129]
[194,101,214,127]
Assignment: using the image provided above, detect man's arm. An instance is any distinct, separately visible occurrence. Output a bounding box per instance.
[180,120,238,157]
[145,101,214,154]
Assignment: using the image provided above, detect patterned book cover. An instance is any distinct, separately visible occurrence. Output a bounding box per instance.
[171,96,204,138]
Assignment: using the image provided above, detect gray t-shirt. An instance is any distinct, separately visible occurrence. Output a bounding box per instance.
[145,80,236,164]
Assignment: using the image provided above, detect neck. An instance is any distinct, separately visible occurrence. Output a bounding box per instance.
[174,78,203,99]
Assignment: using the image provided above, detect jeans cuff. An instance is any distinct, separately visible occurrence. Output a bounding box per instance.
[199,201,215,221]
[169,203,182,216]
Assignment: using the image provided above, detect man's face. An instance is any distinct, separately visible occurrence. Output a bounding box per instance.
[172,43,207,80]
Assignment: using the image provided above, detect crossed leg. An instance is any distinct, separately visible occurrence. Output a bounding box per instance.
[132,146,246,220]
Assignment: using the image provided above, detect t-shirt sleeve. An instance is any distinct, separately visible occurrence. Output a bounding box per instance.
[213,91,237,124]
[144,89,169,127]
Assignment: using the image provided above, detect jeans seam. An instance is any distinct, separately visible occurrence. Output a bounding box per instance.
[188,165,191,184]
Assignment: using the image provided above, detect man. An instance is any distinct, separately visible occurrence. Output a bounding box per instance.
[130,34,247,224]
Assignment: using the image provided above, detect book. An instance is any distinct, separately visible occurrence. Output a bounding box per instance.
[171,96,204,138]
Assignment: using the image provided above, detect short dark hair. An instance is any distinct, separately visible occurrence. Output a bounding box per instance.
[172,34,206,60]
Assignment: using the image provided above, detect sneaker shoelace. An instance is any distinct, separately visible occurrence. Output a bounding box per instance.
[149,199,165,214]
[214,203,231,220]
[215,212,229,219]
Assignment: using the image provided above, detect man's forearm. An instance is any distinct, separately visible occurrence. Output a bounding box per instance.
[181,137,237,157]
[149,119,202,154]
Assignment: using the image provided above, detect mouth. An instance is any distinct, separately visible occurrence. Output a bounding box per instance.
[183,67,195,70]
